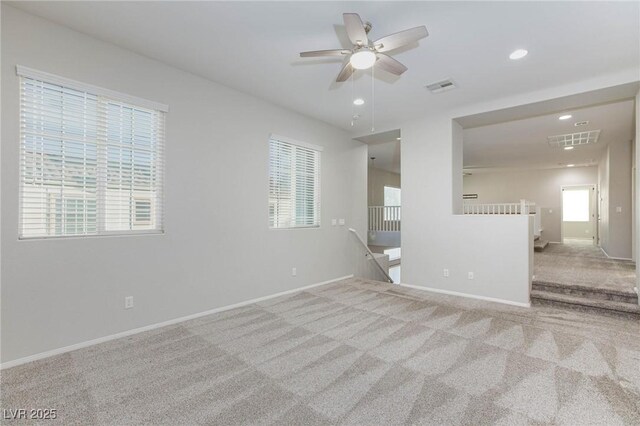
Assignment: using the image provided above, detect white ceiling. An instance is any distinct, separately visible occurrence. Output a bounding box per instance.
[10,1,640,134]
[355,129,401,174]
[463,100,635,172]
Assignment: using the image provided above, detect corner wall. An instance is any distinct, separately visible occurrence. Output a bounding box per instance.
[402,116,531,305]
[605,139,633,259]
[599,149,610,249]
[368,167,400,206]
[1,6,367,364]
[636,89,640,270]
[598,139,633,259]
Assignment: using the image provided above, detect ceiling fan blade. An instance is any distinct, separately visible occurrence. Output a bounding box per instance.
[300,49,350,57]
[336,59,354,82]
[343,13,368,45]
[374,26,428,53]
[375,54,408,76]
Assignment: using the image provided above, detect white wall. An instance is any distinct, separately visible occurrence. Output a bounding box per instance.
[400,56,637,306]
[599,149,611,250]
[368,167,400,206]
[636,90,640,267]
[463,167,598,242]
[598,140,633,259]
[1,6,367,364]
[401,118,532,305]
[604,140,633,259]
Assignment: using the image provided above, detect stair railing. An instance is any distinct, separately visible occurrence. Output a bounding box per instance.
[463,200,536,215]
[348,228,394,284]
[368,206,401,232]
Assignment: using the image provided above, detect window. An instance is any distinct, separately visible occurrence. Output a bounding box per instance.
[562,188,590,222]
[18,67,166,238]
[268,135,321,228]
[383,186,401,221]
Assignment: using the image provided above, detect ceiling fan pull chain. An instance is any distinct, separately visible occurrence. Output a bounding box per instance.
[371,65,375,132]
[351,71,355,127]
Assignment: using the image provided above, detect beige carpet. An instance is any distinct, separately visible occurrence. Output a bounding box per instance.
[534,242,636,295]
[2,278,640,425]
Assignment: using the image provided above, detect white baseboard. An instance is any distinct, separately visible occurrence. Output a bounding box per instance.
[398,282,531,308]
[599,247,633,261]
[0,275,353,370]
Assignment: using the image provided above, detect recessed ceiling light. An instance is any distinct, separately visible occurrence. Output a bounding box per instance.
[564,146,574,151]
[353,98,365,106]
[566,164,575,167]
[509,49,528,60]
[350,50,376,70]
[559,114,572,120]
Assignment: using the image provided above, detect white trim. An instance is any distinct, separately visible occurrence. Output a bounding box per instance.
[600,247,633,261]
[0,275,353,370]
[16,65,169,112]
[269,133,324,152]
[560,183,597,243]
[398,282,531,308]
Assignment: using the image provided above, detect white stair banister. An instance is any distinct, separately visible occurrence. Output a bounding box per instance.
[348,228,393,283]
[462,200,537,215]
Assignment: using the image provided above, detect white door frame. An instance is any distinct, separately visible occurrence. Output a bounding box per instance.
[560,184,598,244]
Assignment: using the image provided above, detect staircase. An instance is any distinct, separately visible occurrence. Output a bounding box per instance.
[534,235,548,251]
[531,280,640,317]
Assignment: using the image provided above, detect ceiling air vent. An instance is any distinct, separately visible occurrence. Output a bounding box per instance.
[574,121,589,127]
[548,130,600,148]
[426,79,456,93]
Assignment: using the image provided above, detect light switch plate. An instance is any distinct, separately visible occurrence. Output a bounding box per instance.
[339,219,345,226]
[331,219,337,226]
[616,206,622,213]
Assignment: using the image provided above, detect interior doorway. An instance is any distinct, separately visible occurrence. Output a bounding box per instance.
[354,129,401,283]
[561,184,597,244]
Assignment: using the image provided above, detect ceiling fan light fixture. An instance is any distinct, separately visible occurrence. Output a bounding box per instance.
[350,50,377,70]
[509,49,528,60]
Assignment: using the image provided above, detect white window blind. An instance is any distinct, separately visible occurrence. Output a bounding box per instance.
[18,68,166,239]
[268,136,321,229]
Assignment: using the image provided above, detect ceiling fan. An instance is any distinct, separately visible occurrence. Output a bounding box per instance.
[300,13,428,82]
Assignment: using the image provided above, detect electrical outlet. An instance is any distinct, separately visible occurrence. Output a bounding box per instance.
[292,267,297,277]
[443,269,449,277]
[124,296,134,309]
[616,206,622,213]
[468,272,474,280]
[338,219,345,226]
[331,219,337,226]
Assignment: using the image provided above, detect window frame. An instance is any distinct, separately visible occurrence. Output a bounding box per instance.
[268,134,322,230]
[16,66,168,240]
